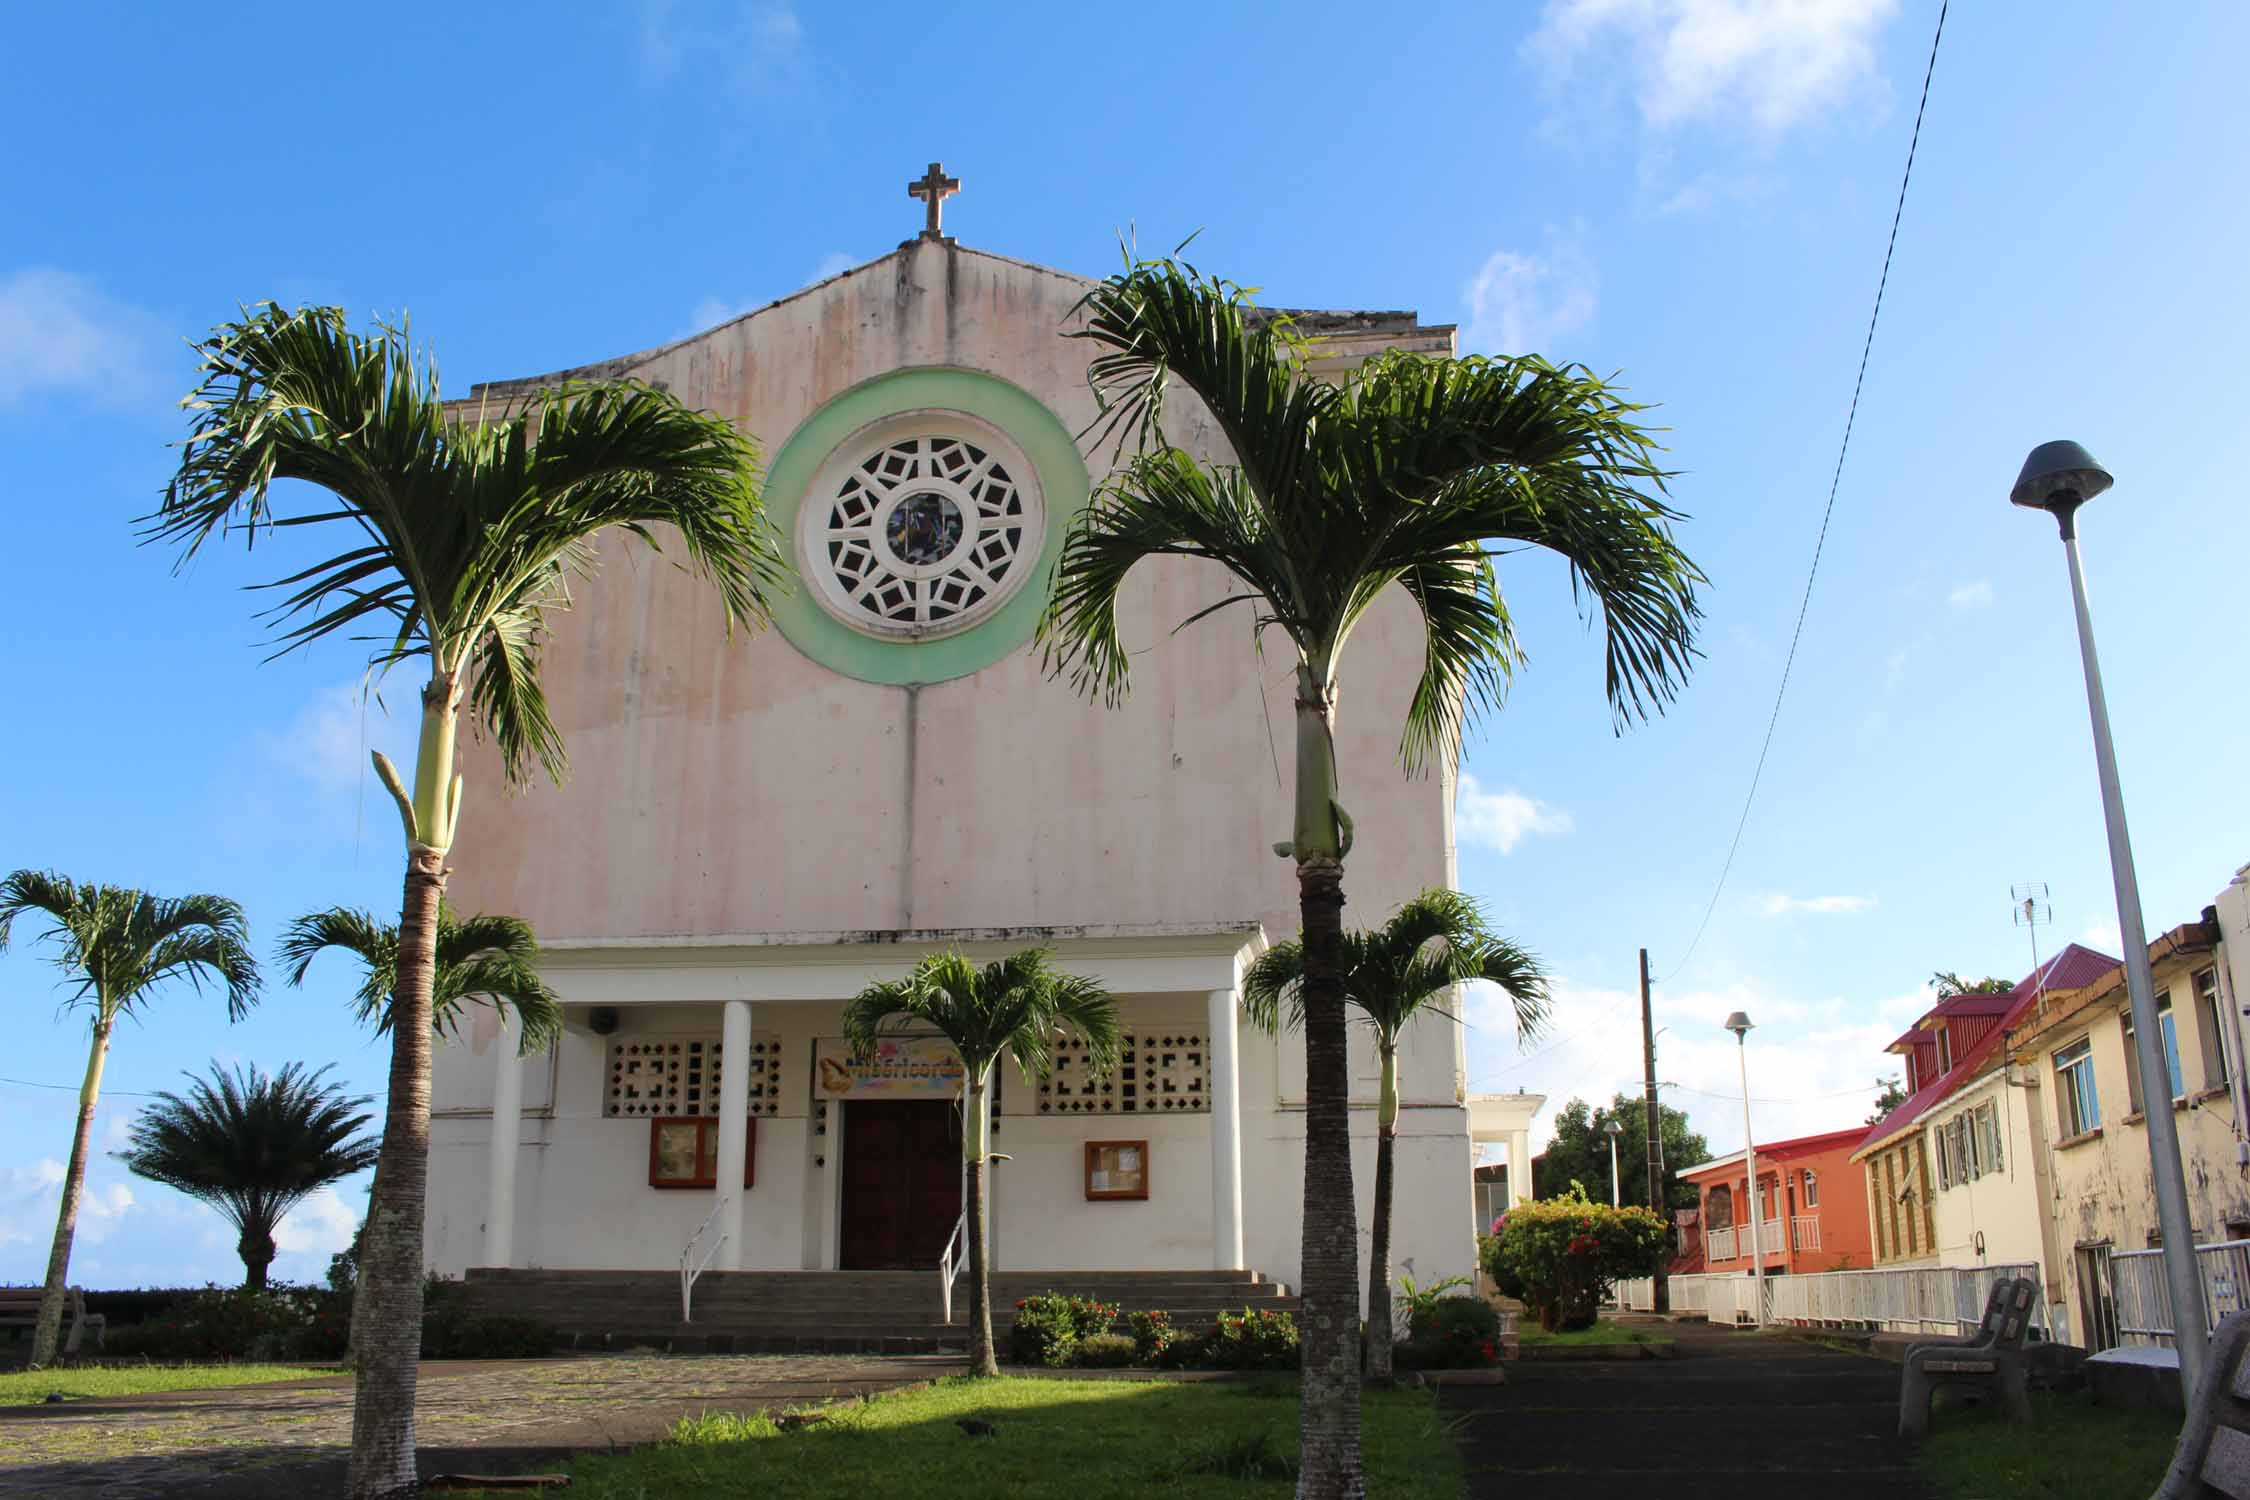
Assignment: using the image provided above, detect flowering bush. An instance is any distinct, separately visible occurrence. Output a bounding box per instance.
[1125,1309,1185,1364]
[103,1285,346,1362]
[1396,1294,1501,1369]
[1204,1306,1299,1371]
[1007,1292,1119,1367]
[1490,1184,1667,1332]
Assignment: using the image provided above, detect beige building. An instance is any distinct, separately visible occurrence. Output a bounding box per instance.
[2007,869,2250,1349]
[418,188,1490,1305]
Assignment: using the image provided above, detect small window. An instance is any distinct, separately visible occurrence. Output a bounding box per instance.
[1802,1169,1819,1207]
[2198,967,2230,1090]
[1980,1103,2004,1175]
[1936,1026,1953,1075]
[2056,1037,2101,1136]
[647,1116,756,1189]
[2124,993,2184,1110]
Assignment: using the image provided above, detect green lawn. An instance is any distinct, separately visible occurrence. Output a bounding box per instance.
[1517,1317,1652,1347]
[1917,1391,2179,1499]
[476,1375,1459,1498]
[0,1362,337,1406]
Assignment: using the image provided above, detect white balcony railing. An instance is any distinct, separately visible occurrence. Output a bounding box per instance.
[1706,1225,1737,1261]
[1791,1215,1822,1252]
[1621,1263,2050,1337]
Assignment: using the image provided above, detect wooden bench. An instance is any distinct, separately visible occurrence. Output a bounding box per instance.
[1898,1275,2037,1440]
[2153,1309,2250,1497]
[0,1287,106,1356]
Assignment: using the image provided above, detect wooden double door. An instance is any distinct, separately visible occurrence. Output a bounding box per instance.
[838,1099,963,1270]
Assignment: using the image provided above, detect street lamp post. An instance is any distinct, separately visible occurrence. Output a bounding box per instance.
[1605,1117,1624,1207]
[2012,440,2207,1395]
[1725,1011,1765,1326]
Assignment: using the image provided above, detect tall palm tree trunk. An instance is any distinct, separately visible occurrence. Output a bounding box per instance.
[240,1224,277,1291]
[964,1071,997,1376]
[32,1012,111,1367]
[1293,661,1363,1500]
[349,688,456,1500]
[1365,1042,1399,1384]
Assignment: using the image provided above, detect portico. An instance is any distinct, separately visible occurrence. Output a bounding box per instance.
[448,924,1263,1280]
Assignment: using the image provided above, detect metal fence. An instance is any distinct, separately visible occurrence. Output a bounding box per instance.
[2108,1240,2250,1347]
[1617,1263,2049,1336]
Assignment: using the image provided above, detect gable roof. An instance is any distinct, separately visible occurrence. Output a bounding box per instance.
[1681,1126,1870,1182]
[1853,943,2120,1160]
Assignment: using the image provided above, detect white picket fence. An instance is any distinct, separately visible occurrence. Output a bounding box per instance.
[1617,1262,2049,1337]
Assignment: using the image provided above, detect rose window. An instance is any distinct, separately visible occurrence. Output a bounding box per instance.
[800,418,1044,639]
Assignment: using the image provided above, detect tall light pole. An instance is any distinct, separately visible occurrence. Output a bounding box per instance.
[1605,1117,1624,1207]
[1725,1011,1765,1326]
[2012,440,2207,1394]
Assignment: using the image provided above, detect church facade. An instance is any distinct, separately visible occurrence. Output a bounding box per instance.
[423,192,1485,1300]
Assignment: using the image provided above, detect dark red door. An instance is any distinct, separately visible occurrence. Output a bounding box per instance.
[839,1099,963,1270]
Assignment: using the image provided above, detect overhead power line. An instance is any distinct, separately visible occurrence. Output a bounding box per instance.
[1664,0,1951,985]
[0,1075,159,1098]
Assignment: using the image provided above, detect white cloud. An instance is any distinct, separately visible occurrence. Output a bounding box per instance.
[262,678,411,793]
[1525,0,1899,136]
[639,1,804,85]
[752,5,803,49]
[1758,892,1875,916]
[2080,918,2122,954]
[274,1185,360,1257]
[0,1158,135,1249]
[1463,236,1597,357]
[0,268,164,406]
[811,250,857,282]
[1456,773,1575,854]
[1948,579,1995,610]
[687,295,758,334]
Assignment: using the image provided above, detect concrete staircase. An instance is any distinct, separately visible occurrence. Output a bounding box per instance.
[461,1266,1297,1355]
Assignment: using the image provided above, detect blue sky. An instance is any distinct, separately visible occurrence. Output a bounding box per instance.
[3,1,2244,1285]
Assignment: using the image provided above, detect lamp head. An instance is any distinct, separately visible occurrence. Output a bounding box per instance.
[1724,1011,1754,1039]
[2011,440,2112,534]
[1604,1118,1624,1138]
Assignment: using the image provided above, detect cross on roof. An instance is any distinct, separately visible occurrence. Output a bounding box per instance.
[906,162,960,243]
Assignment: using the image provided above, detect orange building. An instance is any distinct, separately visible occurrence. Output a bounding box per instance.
[1681,1126,1875,1275]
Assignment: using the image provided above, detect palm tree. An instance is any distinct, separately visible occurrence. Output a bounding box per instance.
[145,305,783,1500]
[1039,258,1701,1496]
[279,905,562,1053]
[842,950,1120,1377]
[1243,889,1548,1382]
[116,1061,380,1289]
[0,871,259,1365]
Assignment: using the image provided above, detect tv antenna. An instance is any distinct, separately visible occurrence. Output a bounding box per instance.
[2012,882,2053,1004]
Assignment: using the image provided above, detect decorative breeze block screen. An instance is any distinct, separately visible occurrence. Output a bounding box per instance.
[1036,1032,1206,1115]
[605,1035,782,1119]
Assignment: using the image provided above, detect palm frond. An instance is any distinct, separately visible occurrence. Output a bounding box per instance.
[282,902,558,1053]
[0,871,260,1021]
[842,949,1119,1089]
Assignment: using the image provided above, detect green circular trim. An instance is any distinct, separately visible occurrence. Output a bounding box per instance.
[764,367,1089,685]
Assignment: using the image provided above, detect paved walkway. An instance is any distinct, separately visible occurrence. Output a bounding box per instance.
[1446,1319,1937,1500]
[0,1352,960,1498]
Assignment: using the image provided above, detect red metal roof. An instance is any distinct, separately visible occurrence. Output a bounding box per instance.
[1680,1125,1870,1181]
[1854,944,2120,1157]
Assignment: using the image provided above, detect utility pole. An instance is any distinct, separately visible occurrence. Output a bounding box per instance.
[1640,948,1669,1313]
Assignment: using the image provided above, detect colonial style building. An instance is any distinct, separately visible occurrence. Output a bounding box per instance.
[420,176,1488,1312]
[1684,1126,1872,1277]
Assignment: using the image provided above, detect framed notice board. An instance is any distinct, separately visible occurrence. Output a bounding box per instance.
[1084,1139,1149,1201]
[648,1116,756,1189]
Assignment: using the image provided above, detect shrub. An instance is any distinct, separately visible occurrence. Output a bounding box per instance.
[1479,1232,1526,1302]
[1205,1306,1298,1371]
[1125,1309,1183,1364]
[1007,1292,1118,1367]
[102,1286,343,1362]
[1073,1333,1138,1368]
[419,1278,556,1359]
[1491,1185,1667,1332]
[1406,1294,1500,1368]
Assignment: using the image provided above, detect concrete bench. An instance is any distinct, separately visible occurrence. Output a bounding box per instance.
[1898,1275,2037,1440]
[2152,1310,2250,1497]
[0,1287,106,1357]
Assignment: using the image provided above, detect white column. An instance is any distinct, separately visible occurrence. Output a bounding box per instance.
[1507,1129,1533,1207]
[1207,988,1245,1271]
[715,999,752,1271]
[483,1004,524,1268]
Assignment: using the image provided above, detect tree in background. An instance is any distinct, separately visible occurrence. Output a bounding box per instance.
[1533,1092,1709,1214]
[116,1062,380,1289]
[1244,888,1547,1382]
[0,871,260,1366]
[1932,971,2014,998]
[149,305,783,1500]
[843,950,1119,1378]
[1866,1075,1910,1124]
[1039,257,1701,1498]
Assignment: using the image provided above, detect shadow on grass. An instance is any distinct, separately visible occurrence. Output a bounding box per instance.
[1917,1390,2179,1500]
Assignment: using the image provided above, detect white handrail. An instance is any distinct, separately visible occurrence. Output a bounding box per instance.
[938,1210,968,1325]
[680,1200,728,1324]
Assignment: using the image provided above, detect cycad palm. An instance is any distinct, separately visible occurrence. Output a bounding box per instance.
[0,871,259,1366]
[1243,889,1547,1382]
[842,950,1120,1377]
[1040,257,1700,1496]
[116,1062,379,1289]
[146,305,782,1500]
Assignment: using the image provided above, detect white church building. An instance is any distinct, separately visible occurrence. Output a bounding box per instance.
[424,170,1536,1322]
